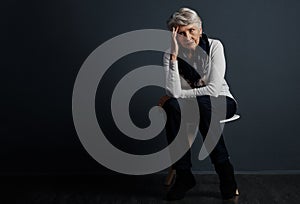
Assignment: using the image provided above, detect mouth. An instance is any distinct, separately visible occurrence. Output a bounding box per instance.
[185,41,195,46]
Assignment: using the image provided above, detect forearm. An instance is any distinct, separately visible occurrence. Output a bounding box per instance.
[165,59,182,98]
[165,61,223,98]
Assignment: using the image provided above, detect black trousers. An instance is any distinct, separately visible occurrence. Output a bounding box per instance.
[163,95,237,170]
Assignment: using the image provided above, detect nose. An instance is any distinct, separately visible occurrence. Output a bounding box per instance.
[186,32,191,40]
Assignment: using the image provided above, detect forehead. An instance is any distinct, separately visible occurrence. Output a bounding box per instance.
[178,24,199,32]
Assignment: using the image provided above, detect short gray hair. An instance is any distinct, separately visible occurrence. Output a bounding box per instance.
[167,8,202,30]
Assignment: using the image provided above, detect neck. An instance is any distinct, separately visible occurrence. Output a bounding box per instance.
[181,47,195,59]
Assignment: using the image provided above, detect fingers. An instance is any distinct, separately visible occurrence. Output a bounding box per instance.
[172,26,179,32]
[172,27,176,38]
[172,26,179,38]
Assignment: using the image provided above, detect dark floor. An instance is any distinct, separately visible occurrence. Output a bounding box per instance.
[0,173,299,204]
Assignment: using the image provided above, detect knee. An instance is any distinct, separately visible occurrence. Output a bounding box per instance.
[196,95,211,113]
[162,97,180,112]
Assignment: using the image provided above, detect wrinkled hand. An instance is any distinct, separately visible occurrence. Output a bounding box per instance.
[158,95,171,107]
[199,79,206,86]
[171,27,179,61]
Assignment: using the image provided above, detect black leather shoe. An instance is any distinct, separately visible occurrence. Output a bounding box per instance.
[165,169,196,201]
[222,191,239,204]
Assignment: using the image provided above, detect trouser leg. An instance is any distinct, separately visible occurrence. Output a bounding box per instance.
[163,98,192,170]
[196,95,238,199]
[163,95,237,169]
[197,95,236,164]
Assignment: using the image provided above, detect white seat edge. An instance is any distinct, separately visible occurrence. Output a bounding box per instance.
[220,114,240,124]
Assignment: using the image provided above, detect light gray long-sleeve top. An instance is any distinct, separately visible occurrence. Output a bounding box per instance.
[163,38,235,100]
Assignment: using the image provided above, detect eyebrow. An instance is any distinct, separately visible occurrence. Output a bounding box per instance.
[178,25,196,32]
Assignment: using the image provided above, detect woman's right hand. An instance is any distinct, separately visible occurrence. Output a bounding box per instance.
[171,27,179,61]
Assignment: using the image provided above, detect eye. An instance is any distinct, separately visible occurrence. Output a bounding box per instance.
[178,32,185,36]
[190,28,195,33]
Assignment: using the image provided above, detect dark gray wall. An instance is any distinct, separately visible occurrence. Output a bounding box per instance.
[2,0,300,174]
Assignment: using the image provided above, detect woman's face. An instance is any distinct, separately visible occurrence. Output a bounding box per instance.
[177,23,202,50]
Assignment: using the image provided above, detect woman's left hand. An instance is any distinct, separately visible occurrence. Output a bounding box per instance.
[158,95,171,107]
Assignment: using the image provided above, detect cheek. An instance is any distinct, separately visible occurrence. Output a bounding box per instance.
[194,33,202,43]
[177,37,186,45]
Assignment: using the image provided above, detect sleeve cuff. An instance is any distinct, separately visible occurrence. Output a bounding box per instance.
[180,89,195,98]
[169,60,178,70]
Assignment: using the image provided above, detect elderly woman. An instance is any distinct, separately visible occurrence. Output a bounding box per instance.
[160,8,240,201]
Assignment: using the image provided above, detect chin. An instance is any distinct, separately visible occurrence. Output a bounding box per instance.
[186,45,197,50]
